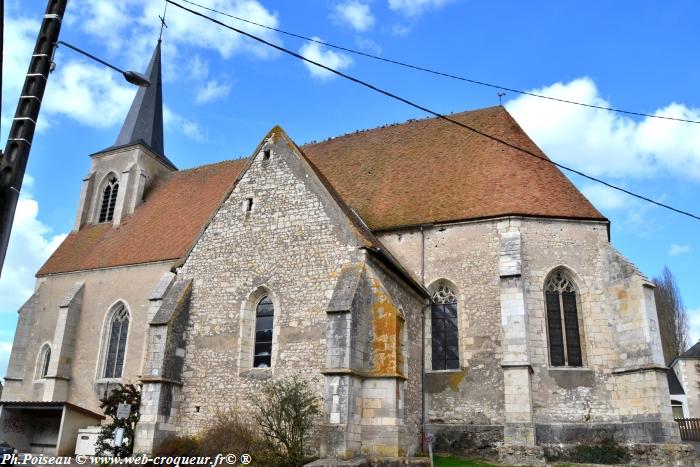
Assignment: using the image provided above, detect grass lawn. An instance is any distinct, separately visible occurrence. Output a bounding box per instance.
[432,456,499,467]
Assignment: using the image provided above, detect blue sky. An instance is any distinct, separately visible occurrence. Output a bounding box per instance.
[1,0,699,375]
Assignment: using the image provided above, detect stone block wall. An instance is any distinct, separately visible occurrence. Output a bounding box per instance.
[379,215,679,448]
[378,222,505,427]
[2,262,171,413]
[175,131,376,449]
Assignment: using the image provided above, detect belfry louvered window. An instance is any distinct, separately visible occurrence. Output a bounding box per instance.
[545,271,583,367]
[431,285,459,370]
[104,303,129,378]
[254,296,274,368]
[99,177,119,223]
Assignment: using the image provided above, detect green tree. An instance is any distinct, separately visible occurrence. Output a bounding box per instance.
[95,383,141,457]
[252,376,320,467]
[654,266,690,365]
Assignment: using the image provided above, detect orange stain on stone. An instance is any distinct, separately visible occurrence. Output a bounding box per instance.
[371,279,404,377]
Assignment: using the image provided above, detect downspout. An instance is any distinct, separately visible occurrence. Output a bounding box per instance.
[420,225,427,453]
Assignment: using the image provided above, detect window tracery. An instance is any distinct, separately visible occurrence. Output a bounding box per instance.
[545,270,583,367]
[431,285,459,370]
[104,303,129,378]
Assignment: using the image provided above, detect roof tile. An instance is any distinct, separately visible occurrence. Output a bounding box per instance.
[38,106,605,276]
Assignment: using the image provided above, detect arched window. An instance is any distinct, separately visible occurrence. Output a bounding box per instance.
[545,270,583,367]
[104,303,129,378]
[98,176,119,223]
[254,296,274,368]
[431,285,459,370]
[36,344,51,379]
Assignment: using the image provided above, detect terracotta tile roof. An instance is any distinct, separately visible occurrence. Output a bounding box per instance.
[302,106,606,230]
[38,159,246,276]
[38,106,605,276]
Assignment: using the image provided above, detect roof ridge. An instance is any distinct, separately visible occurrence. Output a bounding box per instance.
[301,105,503,147]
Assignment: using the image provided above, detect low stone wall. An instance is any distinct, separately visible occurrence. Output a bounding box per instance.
[535,420,679,444]
[425,423,503,458]
[542,442,699,467]
[307,457,430,467]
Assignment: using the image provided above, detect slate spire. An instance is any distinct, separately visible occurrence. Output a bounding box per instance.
[114,41,164,156]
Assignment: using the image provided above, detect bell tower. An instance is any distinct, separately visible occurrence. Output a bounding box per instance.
[73,41,176,231]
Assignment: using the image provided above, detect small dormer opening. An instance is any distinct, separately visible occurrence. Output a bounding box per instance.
[262,149,271,161]
[244,197,253,213]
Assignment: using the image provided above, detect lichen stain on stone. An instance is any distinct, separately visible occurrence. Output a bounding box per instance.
[614,287,631,316]
[449,370,467,391]
[370,279,403,377]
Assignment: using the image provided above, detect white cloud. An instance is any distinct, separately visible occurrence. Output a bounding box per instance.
[1,17,41,140]
[387,24,411,36]
[189,55,210,81]
[356,37,382,55]
[69,0,282,62]
[299,38,353,80]
[182,121,206,141]
[580,184,630,211]
[388,0,454,16]
[0,176,67,315]
[43,59,137,128]
[164,106,207,142]
[669,244,691,257]
[333,1,375,31]
[505,77,700,181]
[195,80,232,105]
[5,1,280,133]
[140,0,281,60]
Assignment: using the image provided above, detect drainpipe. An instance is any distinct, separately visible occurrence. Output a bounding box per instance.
[420,225,427,453]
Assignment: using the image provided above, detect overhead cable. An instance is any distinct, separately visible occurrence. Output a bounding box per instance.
[166,0,700,222]
[175,0,700,125]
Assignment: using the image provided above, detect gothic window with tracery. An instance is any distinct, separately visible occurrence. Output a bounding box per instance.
[545,270,583,367]
[254,296,274,368]
[104,303,129,378]
[99,177,119,223]
[431,285,459,370]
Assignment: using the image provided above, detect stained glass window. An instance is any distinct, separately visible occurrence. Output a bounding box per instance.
[545,271,583,367]
[431,285,459,370]
[254,296,274,368]
[104,304,129,378]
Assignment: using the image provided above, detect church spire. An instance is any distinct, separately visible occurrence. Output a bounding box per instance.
[113,41,164,156]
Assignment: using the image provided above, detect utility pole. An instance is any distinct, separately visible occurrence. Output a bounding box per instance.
[0,0,68,277]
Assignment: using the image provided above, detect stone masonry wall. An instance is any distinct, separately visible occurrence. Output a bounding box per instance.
[517,217,674,435]
[2,261,173,413]
[378,221,504,426]
[379,215,678,445]
[177,131,367,443]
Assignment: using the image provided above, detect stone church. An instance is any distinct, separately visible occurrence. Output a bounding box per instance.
[0,42,685,462]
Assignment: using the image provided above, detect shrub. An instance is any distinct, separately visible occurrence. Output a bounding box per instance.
[571,436,629,464]
[252,376,320,467]
[95,383,141,457]
[152,435,200,457]
[197,410,275,462]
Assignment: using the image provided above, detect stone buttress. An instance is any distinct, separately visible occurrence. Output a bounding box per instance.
[133,274,191,453]
[321,259,425,458]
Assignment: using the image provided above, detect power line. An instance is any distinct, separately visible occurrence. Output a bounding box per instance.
[174,0,700,125]
[166,0,700,223]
